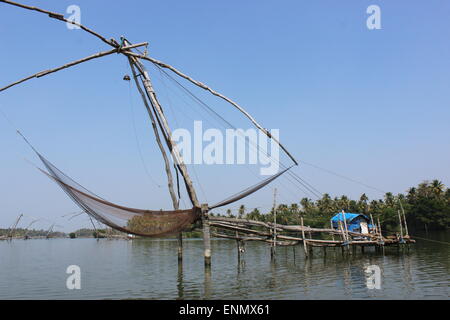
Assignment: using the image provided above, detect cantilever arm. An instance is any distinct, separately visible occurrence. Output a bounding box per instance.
[0,43,147,93]
[122,51,299,165]
[0,0,117,47]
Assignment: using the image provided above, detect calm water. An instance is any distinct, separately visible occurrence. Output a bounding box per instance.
[0,232,448,299]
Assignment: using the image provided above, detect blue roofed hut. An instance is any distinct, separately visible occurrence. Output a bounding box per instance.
[331,212,374,234]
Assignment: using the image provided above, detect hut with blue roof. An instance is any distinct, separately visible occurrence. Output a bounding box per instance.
[331,212,374,234]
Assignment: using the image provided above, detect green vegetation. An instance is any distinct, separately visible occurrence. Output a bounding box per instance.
[214,180,450,233]
[0,228,65,238]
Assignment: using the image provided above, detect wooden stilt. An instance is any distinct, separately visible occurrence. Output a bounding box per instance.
[271,188,277,259]
[177,233,183,262]
[330,220,335,241]
[201,204,212,267]
[301,217,308,258]
[397,210,404,238]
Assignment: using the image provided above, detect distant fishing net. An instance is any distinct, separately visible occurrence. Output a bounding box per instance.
[35,153,201,237]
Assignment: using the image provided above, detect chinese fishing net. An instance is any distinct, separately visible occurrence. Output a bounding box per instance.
[35,153,201,237]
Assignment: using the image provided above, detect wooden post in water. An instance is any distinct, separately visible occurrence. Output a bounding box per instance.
[399,199,409,236]
[177,233,183,262]
[271,188,277,259]
[397,210,404,240]
[201,204,212,267]
[330,219,335,241]
[301,217,308,257]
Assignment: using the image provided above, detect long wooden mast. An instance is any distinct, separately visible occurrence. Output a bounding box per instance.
[0,0,298,167]
[0,0,296,210]
[125,41,200,208]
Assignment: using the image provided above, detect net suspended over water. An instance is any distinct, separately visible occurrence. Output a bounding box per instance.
[36,153,201,237]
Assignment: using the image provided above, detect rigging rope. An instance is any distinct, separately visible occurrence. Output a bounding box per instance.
[127,81,162,188]
[152,64,323,199]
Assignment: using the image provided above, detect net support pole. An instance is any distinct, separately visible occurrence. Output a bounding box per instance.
[201,204,212,267]
[301,217,308,258]
[128,58,184,261]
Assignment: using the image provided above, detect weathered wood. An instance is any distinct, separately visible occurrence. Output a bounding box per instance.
[397,210,404,238]
[201,204,211,267]
[0,0,117,47]
[399,201,409,236]
[129,58,184,259]
[330,219,335,241]
[0,43,147,93]
[208,216,378,239]
[342,210,350,243]
[301,217,308,257]
[128,51,200,208]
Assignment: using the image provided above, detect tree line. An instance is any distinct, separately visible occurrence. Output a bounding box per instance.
[215,180,450,233]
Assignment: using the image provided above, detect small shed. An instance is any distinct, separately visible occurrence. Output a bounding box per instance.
[331,212,373,234]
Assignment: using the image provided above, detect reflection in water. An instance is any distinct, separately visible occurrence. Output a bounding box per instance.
[177,261,184,300]
[204,266,212,299]
[0,232,448,299]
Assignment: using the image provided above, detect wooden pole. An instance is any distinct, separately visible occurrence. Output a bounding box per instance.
[0,0,118,47]
[301,217,308,257]
[397,210,404,238]
[128,59,184,261]
[271,188,277,259]
[201,204,212,267]
[0,43,147,93]
[330,220,335,241]
[399,201,409,236]
[8,214,23,240]
[370,213,376,234]
[341,210,350,243]
[377,217,382,239]
[128,53,200,208]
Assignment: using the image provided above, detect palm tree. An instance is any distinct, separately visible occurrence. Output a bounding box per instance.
[359,193,369,213]
[430,180,445,197]
[384,192,395,207]
[238,205,245,219]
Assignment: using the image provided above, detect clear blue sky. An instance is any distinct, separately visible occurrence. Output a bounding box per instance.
[1,0,449,231]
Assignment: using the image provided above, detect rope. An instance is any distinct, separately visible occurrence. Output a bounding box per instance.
[127,80,162,188]
[152,64,322,199]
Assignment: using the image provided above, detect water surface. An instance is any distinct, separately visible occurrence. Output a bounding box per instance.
[0,232,448,299]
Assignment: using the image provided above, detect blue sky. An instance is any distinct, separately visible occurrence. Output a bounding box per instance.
[1,0,449,231]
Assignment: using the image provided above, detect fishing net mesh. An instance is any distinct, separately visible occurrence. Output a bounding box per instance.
[37,153,200,237]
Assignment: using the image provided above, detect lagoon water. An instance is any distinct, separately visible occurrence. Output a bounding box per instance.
[0,232,448,299]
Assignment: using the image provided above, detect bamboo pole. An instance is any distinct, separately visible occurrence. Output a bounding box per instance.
[301,217,308,257]
[397,210,404,238]
[370,213,376,234]
[128,59,183,260]
[127,51,200,208]
[122,51,298,165]
[208,216,379,239]
[8,214,23,239]
[271,188,277,259]
[0,0,117,47]
[341,210,350,243]
[0,43,147,93]
[201,204,212,267]
[399,201,409,236]
[330,219,335,241]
